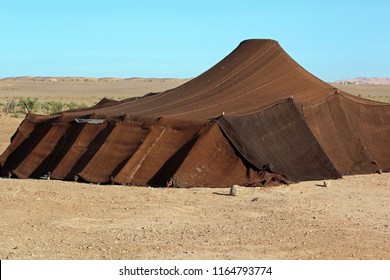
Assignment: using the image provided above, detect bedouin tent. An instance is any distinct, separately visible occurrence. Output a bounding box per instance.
[1,39,389,187]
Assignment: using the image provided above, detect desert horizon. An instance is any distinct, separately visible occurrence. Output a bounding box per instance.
[1,76,389,116]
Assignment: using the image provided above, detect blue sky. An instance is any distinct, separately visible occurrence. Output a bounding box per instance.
[1,0,389,81]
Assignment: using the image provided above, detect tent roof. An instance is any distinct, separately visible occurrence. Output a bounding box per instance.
[56,39,384,123]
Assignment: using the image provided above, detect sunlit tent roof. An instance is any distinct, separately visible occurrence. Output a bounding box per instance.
[1,39,389,187]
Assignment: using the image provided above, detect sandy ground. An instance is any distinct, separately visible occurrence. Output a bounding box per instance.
[0,77,190,108]
[0,115,389,260]
[0,80,389,260]
[331,83,390,103]
[0,174,389,260]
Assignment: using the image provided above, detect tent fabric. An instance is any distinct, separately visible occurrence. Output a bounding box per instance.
[167,123,263,187]
[302,94,380,174]
[1,39,389,187]
[342,96,390,172]
[217,98,341,181]
[112,122,203,186]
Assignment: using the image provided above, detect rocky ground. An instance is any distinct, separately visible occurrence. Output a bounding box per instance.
[0,173,389,260]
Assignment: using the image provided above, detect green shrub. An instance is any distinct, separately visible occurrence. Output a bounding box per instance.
[66,102,79,110]
[66,101,88,110]
[1,97,90,115]
[49,101,65,114]
[19,97,40,113]
[3,99,18,113]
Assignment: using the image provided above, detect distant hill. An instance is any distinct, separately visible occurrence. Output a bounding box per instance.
[334,77,390,85]
[0,76,189,83]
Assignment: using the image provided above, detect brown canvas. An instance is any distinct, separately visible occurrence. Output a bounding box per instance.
[1,39,389,187]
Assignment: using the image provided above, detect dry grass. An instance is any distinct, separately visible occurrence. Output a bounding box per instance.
[0,77,190,113]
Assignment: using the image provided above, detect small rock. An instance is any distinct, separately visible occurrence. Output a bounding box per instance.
[230,185,238,196]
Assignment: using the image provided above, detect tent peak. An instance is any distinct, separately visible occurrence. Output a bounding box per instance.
[240,38,279,43]
[238,38,281,47]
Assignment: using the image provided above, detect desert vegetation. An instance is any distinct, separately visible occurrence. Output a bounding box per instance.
[0,97,88,116]
[0,77,190,117]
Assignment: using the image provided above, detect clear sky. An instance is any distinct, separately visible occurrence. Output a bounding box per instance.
[1,0,389,81]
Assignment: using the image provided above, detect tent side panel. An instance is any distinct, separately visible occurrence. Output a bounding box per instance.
[51,122,110,180]
[173,124,263,187]
[61,123,116,180]
[144,125,203,187]
[6,122,69,178]
[1,118,37,173]
[114,124,201,186]
[29,123,88,178]
[77,122,150,183]
[303,95,377,175]
[218,99,340,181]
[342,98,390,172]
[113,125,164,184]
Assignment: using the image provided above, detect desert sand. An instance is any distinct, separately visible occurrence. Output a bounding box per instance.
[0,79,389,260]
[1,172,389,260]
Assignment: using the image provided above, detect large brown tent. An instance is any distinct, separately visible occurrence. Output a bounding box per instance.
[1,39,389,187]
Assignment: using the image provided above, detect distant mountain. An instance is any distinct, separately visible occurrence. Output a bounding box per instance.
[0,76,189,82]
[334,77,390,85]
